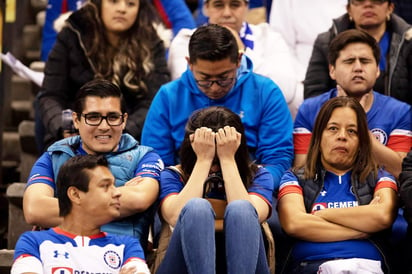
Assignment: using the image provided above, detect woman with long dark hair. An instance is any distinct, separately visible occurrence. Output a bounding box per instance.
[155,106,274,274]
[278,96,398,273]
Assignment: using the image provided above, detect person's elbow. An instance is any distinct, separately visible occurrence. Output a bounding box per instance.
[367,207,397,232]
[377,208,397,230]
[280,217,306,237]
[23,203,46,225]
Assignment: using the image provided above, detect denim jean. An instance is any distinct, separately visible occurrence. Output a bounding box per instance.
[156,198,270,274]
[225,199,270,274]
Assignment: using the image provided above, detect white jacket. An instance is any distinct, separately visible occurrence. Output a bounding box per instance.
[269,0,347,80]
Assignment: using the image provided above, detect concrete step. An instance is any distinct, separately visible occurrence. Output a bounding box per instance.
[18,120,38,182]
[30,0,48,10]
[0,249,14,273]
[2,132,21,185]
[10,76,35,127]
[11,75,32,101]
[23,24,41,52]
[7,183,31,249]
[36,10,46,28]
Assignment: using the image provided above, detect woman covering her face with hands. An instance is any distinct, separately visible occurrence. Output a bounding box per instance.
[154,106,274,274]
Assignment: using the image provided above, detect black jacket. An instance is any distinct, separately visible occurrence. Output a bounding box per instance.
[400,150,412,223]
[304,13,412,105]
[279,168,393,273]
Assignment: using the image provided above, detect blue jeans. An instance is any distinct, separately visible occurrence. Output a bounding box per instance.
[156,198,270,274]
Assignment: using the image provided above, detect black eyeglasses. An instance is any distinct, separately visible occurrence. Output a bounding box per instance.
[196,78,236,88]
[80,113,124,126]
[350,0,388,5]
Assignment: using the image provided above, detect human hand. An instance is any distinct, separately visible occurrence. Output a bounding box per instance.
[336,84,347,97]
[190,127,216,162]
[336,84,370,111]
[215,126,241,161]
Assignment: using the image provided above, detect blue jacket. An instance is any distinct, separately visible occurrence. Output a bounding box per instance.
[142,56,293,189]
[45,134,156,248]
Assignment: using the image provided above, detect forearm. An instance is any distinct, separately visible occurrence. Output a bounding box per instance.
[23,195,62,227]
[371,134,405,178]
[282,212,367,242]
[221,158,250,202]
[117,180,159,218]
[162,160,211,226]
[314,204,395,233]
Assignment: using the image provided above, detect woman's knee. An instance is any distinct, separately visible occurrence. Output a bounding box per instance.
[225,199,257,219]
[182,198,214,218]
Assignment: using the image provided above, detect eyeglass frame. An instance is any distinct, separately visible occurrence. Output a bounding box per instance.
[350,0,389,5]
[79,112,125,126]
[195,77,236,88]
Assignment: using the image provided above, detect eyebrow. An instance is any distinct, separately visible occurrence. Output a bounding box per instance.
[197,69,234,78]
[327,121,358,127]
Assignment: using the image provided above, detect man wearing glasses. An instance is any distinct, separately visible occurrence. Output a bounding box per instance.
[23,79,163,253]
[142,24,293,191]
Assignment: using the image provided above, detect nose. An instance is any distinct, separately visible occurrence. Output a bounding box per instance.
[116,0,127,12]
[208,81,222,92]
[337,129,348,140]
[222,4,233,16]
[98,117,111,130]
[112,186,121,199]
[353,59,363,72]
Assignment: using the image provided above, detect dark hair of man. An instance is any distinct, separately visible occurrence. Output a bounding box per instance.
[188,24,239,64]
[77,0,163,96]
[179,106,257,188]
[57,154,109,217]
[327,29,381,66]
[304,96,377,182]
[72,78,126,115]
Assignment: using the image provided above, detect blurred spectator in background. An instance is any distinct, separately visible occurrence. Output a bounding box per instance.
[195,0,272,26]
[41,0,85,61]
[269,0,347,82]
[41,0,195,61]
[392,0,412,24]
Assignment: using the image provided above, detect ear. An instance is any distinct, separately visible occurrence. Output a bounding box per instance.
[73,112,80,130]
[67,186,81,205]
[376,66,380,79]
[329,64,336,80]
[122,113,128,130]
[237,52,243,68]
[186,56,194,71]
[388,3,395,14]
[203,1,209,17]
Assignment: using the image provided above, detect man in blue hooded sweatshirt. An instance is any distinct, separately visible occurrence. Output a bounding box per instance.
[142,24,293,190]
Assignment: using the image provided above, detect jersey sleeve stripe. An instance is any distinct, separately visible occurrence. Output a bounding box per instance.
[293,133,312,154]
[278,185,303,200]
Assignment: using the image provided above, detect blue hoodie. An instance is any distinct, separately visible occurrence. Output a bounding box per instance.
[142,56,293,189]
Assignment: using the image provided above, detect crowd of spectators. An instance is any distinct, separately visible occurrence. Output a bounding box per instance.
[9,0,412,273]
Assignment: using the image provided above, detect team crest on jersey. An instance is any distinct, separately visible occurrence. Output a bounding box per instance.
[103,250,121,269]
[370,128,388,145]
[51,267,73,274]
[311,203,327,212]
